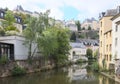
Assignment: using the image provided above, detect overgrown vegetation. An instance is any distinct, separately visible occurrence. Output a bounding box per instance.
[23,10,71,67]
[76,59,87,63]
[38,27,70,67]
[86,48,93,59]
[1,10,20,35]
[75,20,81,31]
[0,55,8,64]
[91,62,99,71]
[70,32,76,41]
[12,65,26,76]
[0,28,5,36]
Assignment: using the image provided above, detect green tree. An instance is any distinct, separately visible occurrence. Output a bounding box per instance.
[76,20,81,31]
[37,28,58,59]
[88,26,91,30]
[23,10,70,66]
[82,27,85,30]
[23,10,50,59]
[86,48,93,59]
[37,27,70,66]
[23,17,38,59]
[54,28,70,66]
[1,10,20,35]
[14,13,27,24]
[79,34,85,39]
[4,10,15,26]
[93,50,99,59]
[70,32,76,41]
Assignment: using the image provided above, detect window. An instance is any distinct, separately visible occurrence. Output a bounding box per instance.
[116,25,118,32]
[101,41,102,47]
[15,18,17,22]
[101,30,102,36]
[107,55,108,61]
[101,22,102,27]
[106,45,108,52]
[73,51,75,56]
[109,31,111,37]
[109,44,112,51]
[18,19,21,23]
[106,33,108,38]
[109,55,112,61]
[105,55,106,60]
[115,38,118,46]
[0,43,14,60]
[1,12,4,17]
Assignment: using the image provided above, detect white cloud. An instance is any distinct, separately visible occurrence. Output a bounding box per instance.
[0,0,120,21]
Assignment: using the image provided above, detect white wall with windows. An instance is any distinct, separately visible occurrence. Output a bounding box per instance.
[0,36,37,60]
[112,14,120,72]
[112,15,120,61]
[69,42,87,62]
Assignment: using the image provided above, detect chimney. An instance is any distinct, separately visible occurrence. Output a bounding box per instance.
[102,12,105,17]
[117,6,120,13]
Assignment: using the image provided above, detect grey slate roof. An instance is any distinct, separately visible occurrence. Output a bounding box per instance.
[105,9,117,16]
[70,42,86,48]
[76,39,99,46]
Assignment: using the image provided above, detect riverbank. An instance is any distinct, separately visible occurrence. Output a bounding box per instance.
[100,72,120,83]
[0,63,117,84]
[0,59,75,77]
[0,60,55,77]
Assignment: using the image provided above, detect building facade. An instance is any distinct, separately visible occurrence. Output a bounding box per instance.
[81,18,99,30]
[0,36,38,60]
[99,9,118,69]
[111,13,120,72]
[69,42,87,62]
[0,9,23,34]
[65,20,78,32]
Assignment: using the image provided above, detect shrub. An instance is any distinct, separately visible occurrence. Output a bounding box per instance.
[91,62,99,72]
[12,65,26,76]
[76,59,87,63]
[0,55,8,64]
[0,28,5,36]
[5,31,18,35]
[5,25,19,32]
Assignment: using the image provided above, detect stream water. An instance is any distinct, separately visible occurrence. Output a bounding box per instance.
[0,63,118,84]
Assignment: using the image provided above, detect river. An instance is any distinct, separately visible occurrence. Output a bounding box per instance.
[0,63,119,84]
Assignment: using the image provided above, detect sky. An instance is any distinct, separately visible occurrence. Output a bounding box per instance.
[0,0,120,22]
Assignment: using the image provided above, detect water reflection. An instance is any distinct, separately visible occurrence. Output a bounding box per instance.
[0,63,118,84]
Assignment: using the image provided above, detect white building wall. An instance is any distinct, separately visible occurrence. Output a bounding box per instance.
[14,39,28,60]
[0,36,37,60]
[69,47,87,61]
[112,15,120,72]
[112,16,120,61]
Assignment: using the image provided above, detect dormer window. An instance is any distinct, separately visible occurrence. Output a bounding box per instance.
[18,18,21,23]
[1,12,4,17]
[15,18,17,21]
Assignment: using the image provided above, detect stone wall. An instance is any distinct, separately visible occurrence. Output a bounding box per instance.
[0,59,55,77]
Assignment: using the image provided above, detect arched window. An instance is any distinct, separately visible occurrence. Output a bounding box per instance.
[73,51,75,56]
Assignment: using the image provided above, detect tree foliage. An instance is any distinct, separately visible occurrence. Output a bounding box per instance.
[23,17,38,59]
[70,32,76,41]
[86,48,93,59]
[4,10,15,26]
[23,10,70,66]
[37,27,70,66]
[82,27,85,30]
[23,10,50,59]
[76,20,81,31]
[88,26,91,30]
[1,10,19,35]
